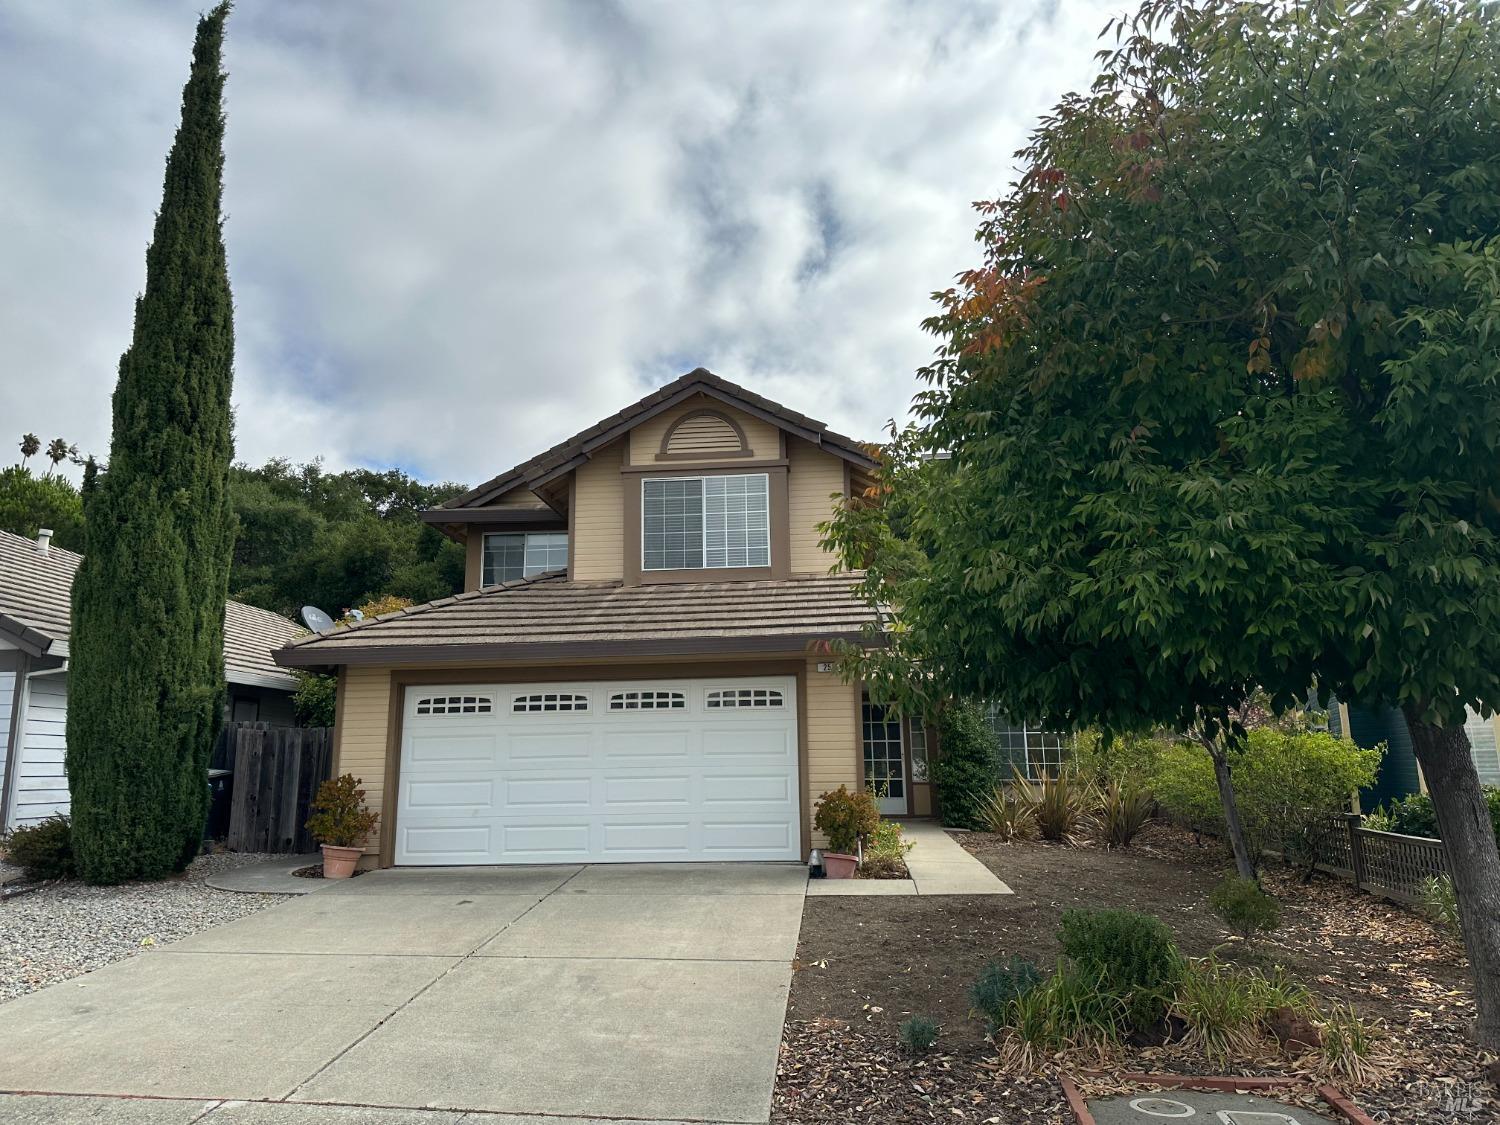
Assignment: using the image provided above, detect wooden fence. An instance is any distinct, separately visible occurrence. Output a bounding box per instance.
[212,723,333,854]
[1309,812,1449,905]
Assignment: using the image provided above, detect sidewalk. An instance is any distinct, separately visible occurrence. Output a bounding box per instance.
[807,819,1012,896]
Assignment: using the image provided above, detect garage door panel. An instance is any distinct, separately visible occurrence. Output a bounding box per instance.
[601,729,691,763]
[402,824,492,862]
[407,778,496,812]
[503,776,593,811]
[602,821,692,855]
[702,821,794,853]
[507,731,591,763]
[702,729,794,760]
[703,774,791,804]
[398,677,799,865]
[604,775,692,806]
[406,732,498,766]
[503,822,592,858]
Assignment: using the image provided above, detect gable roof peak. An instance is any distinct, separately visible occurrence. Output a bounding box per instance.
[435,368,876,514]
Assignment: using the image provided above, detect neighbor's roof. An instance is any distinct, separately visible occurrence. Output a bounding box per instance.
[275,571,879,668]
[0,529,302,690]
[431,368,879,516]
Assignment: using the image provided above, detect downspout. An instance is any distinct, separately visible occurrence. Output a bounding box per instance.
[1,662,67,832]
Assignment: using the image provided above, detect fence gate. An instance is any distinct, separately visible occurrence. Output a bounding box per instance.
[220,723,333,854]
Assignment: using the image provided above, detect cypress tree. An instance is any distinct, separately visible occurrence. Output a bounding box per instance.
[67,3,236,883]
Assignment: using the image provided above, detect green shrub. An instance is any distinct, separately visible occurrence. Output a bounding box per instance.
[931,701,998,829]
[975,783,1036,841]
[1014,767,1096,844]
[1319,1000,1384,1086]
[1,816,74,881]
[292,671,337,727]
[969,955,1043,1031]
[867,820,911,860]
[1071,729,1167,787]
[996,963,1123,1068]
[1058,908,1180,1033]
[813,785,879,854]
[1172,958,1269,1061]
[305,774,379,848]
[1368,789,1500,842]
[1209,877,1281,945]
[1419,875,1460,940]
[1099,780,1155,848]
[898,1015,939,1052]
[1153,729,1382,871]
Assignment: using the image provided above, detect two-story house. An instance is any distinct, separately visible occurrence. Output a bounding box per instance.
[276,370,934,868]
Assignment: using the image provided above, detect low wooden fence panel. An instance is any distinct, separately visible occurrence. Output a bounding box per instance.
[221,724,333,854]
[1306,812,1448,905]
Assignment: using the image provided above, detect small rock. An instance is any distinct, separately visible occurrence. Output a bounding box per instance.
[1268,1006,1321,1052]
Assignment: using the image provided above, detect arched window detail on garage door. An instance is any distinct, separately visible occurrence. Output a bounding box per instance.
[705,688,784,709]
[415,694,494,716]
[512,692,590,713]
[608,690,687,711]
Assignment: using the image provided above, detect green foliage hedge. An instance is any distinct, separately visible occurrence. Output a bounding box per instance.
[1,816,74,881]
[931,701,997,828]
[1365,788,1500,842]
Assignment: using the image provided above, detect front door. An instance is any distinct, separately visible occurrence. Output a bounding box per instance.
[861,698,907,815]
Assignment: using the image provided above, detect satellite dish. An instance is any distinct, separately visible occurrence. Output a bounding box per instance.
[300,605,335,633]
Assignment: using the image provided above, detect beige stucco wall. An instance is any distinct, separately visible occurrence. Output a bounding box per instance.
[803,656,861,849]
[570,439,626,581]
[332,666,394,859]
[628,396,781,464]
[787,437,846,575]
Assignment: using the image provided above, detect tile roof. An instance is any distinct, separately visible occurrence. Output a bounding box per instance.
[275,571,880,667]
[0,529,302,690]
[438,368,879,512]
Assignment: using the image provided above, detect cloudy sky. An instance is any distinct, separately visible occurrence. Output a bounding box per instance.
[1,0,1121,487]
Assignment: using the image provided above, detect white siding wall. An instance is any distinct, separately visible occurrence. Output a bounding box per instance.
[11,672,69,827]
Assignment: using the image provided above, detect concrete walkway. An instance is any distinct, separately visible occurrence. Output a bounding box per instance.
[205,854,325,895]
[0,863,807,1124]
[806,819,1012,896]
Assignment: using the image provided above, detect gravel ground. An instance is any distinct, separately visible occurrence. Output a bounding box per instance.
[0,852,292,1002]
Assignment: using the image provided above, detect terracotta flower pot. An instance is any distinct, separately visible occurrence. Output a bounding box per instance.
[823,851,858,879]
[320,844,362,879]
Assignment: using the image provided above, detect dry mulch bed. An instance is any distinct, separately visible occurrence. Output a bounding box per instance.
[775,823,1492,1124]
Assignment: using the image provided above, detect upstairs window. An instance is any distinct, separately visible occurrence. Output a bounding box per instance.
[482,532,568,586]
[642,474,769,571]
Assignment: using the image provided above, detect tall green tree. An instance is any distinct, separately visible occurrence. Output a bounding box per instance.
[68,3,236,884]
[826,0,1500,1043]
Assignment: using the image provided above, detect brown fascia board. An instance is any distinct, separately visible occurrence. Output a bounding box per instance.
[437,369,878,513]
[273,630,875,670]
[0,613,54,658]
[418,507,567,527]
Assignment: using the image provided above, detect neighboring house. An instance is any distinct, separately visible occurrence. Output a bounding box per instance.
[0,529,303,831]
[1330,700,1500,810]
[276,369,940,868]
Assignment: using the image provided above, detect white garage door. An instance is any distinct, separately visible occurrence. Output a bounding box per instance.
[395,677,800,865]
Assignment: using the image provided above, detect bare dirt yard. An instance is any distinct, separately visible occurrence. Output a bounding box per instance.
[775,823,1487,1124]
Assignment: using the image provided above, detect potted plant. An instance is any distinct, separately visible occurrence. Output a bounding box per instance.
[813,785,879,878]
[305,773,379,879]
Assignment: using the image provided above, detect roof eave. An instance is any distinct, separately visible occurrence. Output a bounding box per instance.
[0,613,58,659]
[274,630,877,670]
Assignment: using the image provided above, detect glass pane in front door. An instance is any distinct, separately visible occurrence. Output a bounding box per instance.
[861,699,906,814]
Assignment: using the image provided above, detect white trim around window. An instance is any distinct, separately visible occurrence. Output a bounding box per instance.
[641,472,770,571]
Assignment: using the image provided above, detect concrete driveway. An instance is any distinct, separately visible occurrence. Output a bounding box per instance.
[0,863,807,1124]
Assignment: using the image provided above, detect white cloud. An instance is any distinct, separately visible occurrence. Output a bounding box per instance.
[0,0,1123,485]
